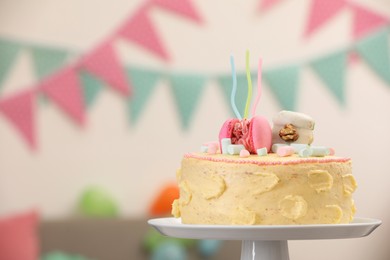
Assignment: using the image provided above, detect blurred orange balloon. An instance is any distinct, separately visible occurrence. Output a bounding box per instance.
[149,183,179,217]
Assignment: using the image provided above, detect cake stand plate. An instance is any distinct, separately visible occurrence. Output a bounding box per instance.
[148,217,381,260]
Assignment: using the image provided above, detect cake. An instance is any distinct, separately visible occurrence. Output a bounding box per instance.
[171,54,356,225]
[171,111,357,225]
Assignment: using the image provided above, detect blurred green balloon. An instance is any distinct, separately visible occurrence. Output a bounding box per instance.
[79,186,119,217]
[41,251,89,260]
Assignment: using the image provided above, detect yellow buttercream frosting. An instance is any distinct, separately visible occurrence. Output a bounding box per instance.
[232,206,258,225]
[279,195,308,220]
[342,174,358,195]
[174,153,356,225]
[307,170,333,193]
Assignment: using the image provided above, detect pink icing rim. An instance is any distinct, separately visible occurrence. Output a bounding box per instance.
[184,153,351,166]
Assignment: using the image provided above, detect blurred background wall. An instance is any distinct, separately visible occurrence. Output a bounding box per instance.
[0,0,389,259]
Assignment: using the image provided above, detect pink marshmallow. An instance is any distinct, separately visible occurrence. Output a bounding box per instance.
[207,143,219,154]
[240,149,250,158]
[277,146,294,157]
[204,141,219,148]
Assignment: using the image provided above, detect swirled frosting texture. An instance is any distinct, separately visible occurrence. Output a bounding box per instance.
[172,153,356,225]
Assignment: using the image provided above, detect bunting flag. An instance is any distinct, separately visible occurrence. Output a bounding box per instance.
[31,46,69,105]
[78,71,104,108]
[152,0,202,23]
[350,3,389,39]
[263,65,300,110]
[263,0,390,41]
[0,39,20,89]
[126,67,160,124]
[310,50,348,105]
[304,0,347,37]
[118,8,169,61]
[169,73,205,129]
[0,89,36,149]
[38,67,85,125]
[30,46,69,79]
[259,0,284,12]
[218,73,252,118]
[79,44,131,96]
[355,29,390,85]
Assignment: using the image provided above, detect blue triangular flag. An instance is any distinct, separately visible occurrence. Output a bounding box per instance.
[355,28,390,85]
[310,50,347,105]
[169,73,206,129]
[0,39,20,89]
[126,67,160,125]
[79,71,104,108]
[263,65,300,110]
[30,45,69,79]
[218,73,255,118]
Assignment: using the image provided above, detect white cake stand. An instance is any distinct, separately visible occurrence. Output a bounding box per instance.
[148,217,381,260]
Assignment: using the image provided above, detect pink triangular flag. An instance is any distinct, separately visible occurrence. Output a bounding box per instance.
[151,0,202,23]
[350,3,389,39]
[259,0,284,12]
[118,8,169,60]
[39,67,85,125]
[305,0,347,37]
[0,89,37,149]
[79,43,131,96]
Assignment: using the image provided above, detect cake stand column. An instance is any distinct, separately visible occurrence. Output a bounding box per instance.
[240,240,290,260]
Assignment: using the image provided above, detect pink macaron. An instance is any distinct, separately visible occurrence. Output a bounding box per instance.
[219,116,272,154]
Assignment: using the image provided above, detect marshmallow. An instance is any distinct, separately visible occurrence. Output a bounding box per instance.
[310,146,330,157]
[240,149,250,158]
[272,110,315,145]
[201,142,220,154]
[277,146,295,157]
[290,143,309,153]
[298,147,313,157]
[200,146,208,153]
[204,141,219,148]
[272,143,288,153]
[228,144,245,155]
[221,138,232,154]
[208,144,218,154]
[257,147,268,156]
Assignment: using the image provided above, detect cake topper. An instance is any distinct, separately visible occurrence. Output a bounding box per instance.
[200,53,336,158]
[271,110,315,145]
[219,51,272,155]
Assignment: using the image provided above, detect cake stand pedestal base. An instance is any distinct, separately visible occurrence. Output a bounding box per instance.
[148,217,381,260]
[241,240,289,260]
